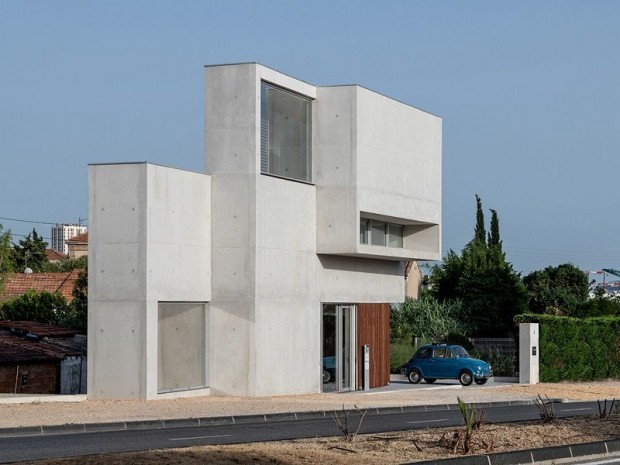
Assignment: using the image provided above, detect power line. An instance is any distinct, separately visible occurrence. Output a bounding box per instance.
[12,233,52,241]
[0,216,58,225]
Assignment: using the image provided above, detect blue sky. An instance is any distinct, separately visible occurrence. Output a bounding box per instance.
[1,1,618,276]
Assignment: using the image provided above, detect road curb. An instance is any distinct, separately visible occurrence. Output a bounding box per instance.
[0,399,542,438]
[407,439,620,465]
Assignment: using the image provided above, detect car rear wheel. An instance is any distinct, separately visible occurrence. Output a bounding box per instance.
[474,378,488,385]
[424,378,437,384]
[322,370,331,383]
[459,370,473,386]
[408,369,421,384]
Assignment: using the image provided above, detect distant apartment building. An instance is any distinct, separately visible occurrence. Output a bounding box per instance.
[51,224,87,255]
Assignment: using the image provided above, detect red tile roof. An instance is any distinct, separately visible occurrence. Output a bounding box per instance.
[45,249,67,262]
[65,232,88,244]
[0,269,82,303]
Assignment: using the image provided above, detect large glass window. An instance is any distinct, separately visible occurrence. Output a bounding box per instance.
[261,82,312,183]
[360,218,404,248]
[158,302,207,393]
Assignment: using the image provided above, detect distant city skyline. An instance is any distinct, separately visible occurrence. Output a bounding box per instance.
[1,1,618,276]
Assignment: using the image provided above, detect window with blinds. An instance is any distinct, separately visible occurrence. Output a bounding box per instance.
[260,82,312,183]
[360,218,404,248]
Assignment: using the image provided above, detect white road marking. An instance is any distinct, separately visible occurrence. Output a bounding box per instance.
[559,407,595,412]
[406,419,448,424]
[572,459,620,465]
[170,434,233,441]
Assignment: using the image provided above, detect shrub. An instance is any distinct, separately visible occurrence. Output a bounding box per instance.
[515,313,620,381]
[481,349,516,377]
[0,290,69,325]
[390,339,414,373]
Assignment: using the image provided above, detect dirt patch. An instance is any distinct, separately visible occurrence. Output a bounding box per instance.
[18,415,620,465]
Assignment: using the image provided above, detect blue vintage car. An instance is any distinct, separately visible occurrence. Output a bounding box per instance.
[322,356,336,383]
[400,344,493,386]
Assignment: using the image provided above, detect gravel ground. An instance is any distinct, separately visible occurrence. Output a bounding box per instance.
[1,380,619,429]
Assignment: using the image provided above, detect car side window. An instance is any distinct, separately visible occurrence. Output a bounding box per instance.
[417,348,432,359]
[445,349,454,359]
[433,348,446,358]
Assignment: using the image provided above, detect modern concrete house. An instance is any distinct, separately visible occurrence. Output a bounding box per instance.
[88,63,441,400]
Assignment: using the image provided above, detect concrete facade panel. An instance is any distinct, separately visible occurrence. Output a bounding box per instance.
[256,176,315,252]
[210,175,254,248]
[91,242,145,301]
[254,300,320,395]
[317,255,404,304]
[205,64,258,174]
[315,186,357,254]
[208,301,254,396]
[355,86,441,225]
[89,164,145,245]
[88,301,145,399]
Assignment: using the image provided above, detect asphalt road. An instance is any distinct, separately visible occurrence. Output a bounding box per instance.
[0,401,601,463]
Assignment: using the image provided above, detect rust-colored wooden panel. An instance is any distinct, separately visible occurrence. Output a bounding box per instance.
[356,303,390,389]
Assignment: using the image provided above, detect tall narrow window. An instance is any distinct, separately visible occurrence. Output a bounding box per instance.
[261,82,312,183]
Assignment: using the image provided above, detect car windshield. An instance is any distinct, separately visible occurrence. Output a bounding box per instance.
[453,346,469,357]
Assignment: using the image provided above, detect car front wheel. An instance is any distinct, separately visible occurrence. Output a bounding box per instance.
[474,378,488,385]
[408,369,421,384]
[459,370,473,386]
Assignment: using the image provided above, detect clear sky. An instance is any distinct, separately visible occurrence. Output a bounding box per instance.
[1,1,618,276]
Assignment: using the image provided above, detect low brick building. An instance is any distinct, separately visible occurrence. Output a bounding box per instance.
[0,321,86,394]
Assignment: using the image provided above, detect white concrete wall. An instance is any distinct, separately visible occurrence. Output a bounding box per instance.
[205,64,259,396]
[89,63,441,399]
[315,85,442,261]
[317,255,404,304]
[254,175,320,396]
[205,64,320,396]
[88,163,210,400]
[204,63,439,396]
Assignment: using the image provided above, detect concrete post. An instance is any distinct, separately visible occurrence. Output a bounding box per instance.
[519,323,539,384]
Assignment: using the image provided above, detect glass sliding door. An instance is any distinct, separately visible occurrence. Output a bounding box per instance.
[322,304,356,392]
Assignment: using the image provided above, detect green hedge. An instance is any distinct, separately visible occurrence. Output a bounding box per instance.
[515,313,620,382]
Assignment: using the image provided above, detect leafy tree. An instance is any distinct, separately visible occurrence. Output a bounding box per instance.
[11,229,48,272]
[523,263,589,316]
[428,250,464,302]
[0,290,69,325]
[42,255,87,272]
[59,268,88,330]
[0,224,13,273]
[429,195,527,336]
[0,224,14,296]
[575,285,620,317]
[391,295,471,344]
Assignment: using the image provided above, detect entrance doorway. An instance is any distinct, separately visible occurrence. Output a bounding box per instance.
[322,304,356,392]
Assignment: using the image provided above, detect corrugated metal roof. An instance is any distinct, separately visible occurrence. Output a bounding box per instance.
[0,321,80,339]
[0,332,65,364]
